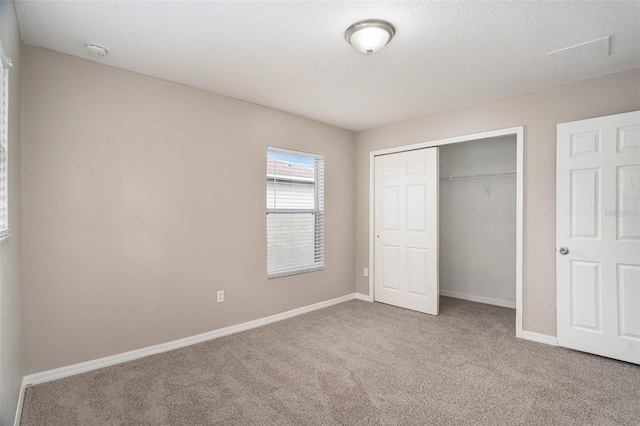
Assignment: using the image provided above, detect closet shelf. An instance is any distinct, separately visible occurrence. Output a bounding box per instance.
[439,171,516,181]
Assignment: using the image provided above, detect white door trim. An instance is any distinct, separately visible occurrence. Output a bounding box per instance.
[368,126,524,338]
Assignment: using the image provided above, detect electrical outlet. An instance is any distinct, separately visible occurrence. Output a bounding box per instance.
[363,267,368,277]
[217,290,224,303]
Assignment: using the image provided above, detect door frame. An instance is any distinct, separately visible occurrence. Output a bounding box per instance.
[368,126,524,338]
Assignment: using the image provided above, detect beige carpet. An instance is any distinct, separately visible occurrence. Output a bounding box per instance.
[20,297,640,425]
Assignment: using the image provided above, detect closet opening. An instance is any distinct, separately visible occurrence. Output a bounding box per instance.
[438,136,517,330]
[368,127,523,338]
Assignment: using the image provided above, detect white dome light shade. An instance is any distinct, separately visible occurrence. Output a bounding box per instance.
[349,27,390,54]
[345,20,395,54]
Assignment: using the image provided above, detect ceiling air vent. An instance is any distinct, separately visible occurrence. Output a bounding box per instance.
[547,36,610,69]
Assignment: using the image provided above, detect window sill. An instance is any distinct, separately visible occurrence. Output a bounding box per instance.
[0,232,10,243]
[268,265,324,279]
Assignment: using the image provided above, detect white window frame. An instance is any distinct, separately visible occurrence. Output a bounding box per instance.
[267,146,325,278]
[0,41,11,241]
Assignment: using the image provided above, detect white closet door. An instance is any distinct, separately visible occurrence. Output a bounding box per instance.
[374,148,439,315]
[557,110,640,364]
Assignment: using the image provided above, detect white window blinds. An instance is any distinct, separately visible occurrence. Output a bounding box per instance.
[0,43,10,239]
[267,147,324,278]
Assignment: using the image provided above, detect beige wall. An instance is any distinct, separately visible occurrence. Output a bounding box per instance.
[0,1,22,424]
[355,68,640,337]
[21,45,355,374]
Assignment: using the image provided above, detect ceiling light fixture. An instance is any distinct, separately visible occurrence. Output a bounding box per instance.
[85,43,108,58]
[345,19,395,55]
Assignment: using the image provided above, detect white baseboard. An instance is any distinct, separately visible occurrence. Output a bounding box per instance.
[355,292,372,302]
[13,377,27,426]
[21,293,356,389]
[522,331,558,346]
[440,290,516,309]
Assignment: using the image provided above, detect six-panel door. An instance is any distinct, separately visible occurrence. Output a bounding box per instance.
[557,110,640,364]
[374,148,439,315]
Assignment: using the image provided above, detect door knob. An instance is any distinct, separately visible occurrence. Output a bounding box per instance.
[559,246,569,255]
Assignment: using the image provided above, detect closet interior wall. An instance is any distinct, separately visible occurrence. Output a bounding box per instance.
[439,136,517,308]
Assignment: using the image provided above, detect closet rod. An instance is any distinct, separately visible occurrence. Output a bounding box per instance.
[439,171,516,181]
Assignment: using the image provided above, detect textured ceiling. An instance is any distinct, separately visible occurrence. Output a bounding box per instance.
[15,1,640,131]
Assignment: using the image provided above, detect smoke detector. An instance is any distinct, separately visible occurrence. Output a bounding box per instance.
[85,44,108,58]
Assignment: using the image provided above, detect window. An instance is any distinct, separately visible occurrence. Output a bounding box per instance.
[0,43,10,240]
[267,147,324,278]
